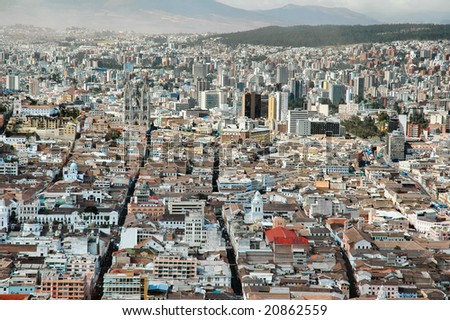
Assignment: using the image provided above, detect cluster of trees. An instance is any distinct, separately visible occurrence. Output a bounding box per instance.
[217,24,450,48]
[105,129,122,141]
[342,116,381,139]
[98,58,122,70]
[410,112,430,131]
[59,106,80,119]
[0,103,8,113]
[288,97,306,110]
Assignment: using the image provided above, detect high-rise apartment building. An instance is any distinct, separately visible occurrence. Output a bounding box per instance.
[276,65,289,85]
[6,75,19,91]
[192,62,207,80]
[275,91,289,122]
[268,95,277,121]
[288,78,303,101]
[354,77,365,100]
[330,84,346,106]
[29,78,40,96]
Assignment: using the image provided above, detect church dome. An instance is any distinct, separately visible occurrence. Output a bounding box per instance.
[69,162,78,171]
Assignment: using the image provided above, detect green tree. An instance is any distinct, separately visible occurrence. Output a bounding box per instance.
[288,97,305,110]
[378,112,390,122]
[342,116,379,139]
[105,129,121,141]
[393,101,403,114]
[410,112,429,131]
[60,107,80,119]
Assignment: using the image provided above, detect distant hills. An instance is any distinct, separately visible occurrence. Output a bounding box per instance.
[214,24,450,48]
[0,0,378,33]
[257,5,379,26]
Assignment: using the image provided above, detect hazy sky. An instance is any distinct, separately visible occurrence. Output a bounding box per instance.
[218,0,446,17]
[0,0,448,32]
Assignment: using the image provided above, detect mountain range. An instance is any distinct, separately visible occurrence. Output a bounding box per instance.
[0,0,379,33]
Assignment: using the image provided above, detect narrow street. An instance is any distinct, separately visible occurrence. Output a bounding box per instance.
[93,129,152,299]
[218,215,242,297]
[341,248,359,299]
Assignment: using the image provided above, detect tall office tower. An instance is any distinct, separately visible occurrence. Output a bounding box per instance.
[275,91,289,122]
[364,73,376,90]
[288,78,302,101]
[219,72,229,87]
[354,77,365,100]
[123,80,152,129]
[192,62,207,80]
[398,114,408,137]
[329,83,346,106]
[196,79,210,101]
[287,62,298,78]
[6,75,19,91]
[387,130,405,162]
[260,94,269,119]
[384,70,393,83]
[268,95,277,121]
[29,78,40,96]
[242,92,262,119]
[276,64,289,85]
[346,87,353,103]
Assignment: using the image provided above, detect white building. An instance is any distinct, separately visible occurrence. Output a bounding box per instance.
[184,212,206,247]
[6,75,19,91]
[0,136,27,145]
[63,162,84,181]
[119,228,165,252]
[275,91,289,122]
[196,259,232,288]
[16,199,40,223]
[167,200,205,215]
[287,110,309,134]
[245,191,264,224]
[21,105,59,117]
[0,160,18,176]
[200,90,226,109]
[0,199,9,230]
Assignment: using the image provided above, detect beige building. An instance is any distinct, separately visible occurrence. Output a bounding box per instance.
[153,255,197,280]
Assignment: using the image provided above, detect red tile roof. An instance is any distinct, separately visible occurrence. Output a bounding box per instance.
[274,237,309,245]
[266,227,297,242]
[266,227,308,245]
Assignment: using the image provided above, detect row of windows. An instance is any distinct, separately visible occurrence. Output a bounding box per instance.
[104,288,140,292]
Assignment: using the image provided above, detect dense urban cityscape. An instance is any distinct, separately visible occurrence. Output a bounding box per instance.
[1,22,450,301]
